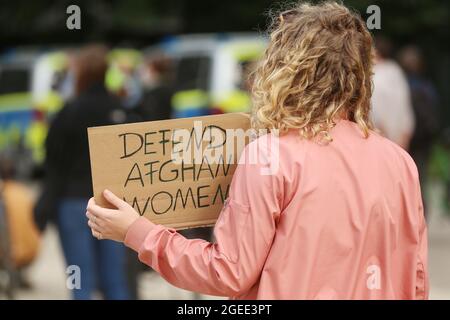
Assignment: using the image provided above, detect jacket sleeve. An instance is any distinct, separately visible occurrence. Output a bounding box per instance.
[124,139,282,296]
[415,174,429,300]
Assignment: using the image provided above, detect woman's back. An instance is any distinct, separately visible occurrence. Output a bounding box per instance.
[243,120,427,299]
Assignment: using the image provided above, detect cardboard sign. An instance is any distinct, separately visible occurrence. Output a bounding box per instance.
[88,113,251,229]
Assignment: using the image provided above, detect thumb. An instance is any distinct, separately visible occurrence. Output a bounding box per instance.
[103,189,127,209]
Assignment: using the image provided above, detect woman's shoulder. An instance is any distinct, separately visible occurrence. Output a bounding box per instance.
[364,128,419,180]
[239,130,309,173]
[244,130,307,156]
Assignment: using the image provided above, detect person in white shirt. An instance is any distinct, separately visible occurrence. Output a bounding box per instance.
[371,36,415,150]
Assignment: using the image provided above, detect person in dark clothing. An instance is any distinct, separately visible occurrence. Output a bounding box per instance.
[398,45,440,218]
[134,55,174,122]
[38,45,130,299]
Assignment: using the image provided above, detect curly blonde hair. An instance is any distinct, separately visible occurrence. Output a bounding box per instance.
[251,1,374,141]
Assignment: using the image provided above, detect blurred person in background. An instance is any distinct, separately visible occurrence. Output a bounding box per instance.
[34,44,131,300]
[0,154,40,291]
[371,36,415,150]
[398,46,440,217]
[105,49,143,114]
[136,54,174,121]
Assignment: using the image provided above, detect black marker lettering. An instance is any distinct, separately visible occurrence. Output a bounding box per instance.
[159,129,171,156]
[159,159,178,182]
[144,160,159,185]
[173,187,196,210]
[119,133,143,159]
[124,163,144,187]
[144,131,156,155]
[151,191,173,215]
[197,185,210,208]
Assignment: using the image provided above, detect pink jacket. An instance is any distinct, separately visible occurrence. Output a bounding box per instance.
[124,119,428,299]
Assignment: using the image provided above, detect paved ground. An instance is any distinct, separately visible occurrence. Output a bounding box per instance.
[3,182,450,300]
[8,225,222,300]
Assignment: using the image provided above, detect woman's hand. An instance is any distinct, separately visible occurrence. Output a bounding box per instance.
[86,189,141,242]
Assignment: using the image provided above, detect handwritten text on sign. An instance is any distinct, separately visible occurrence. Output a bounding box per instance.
[88,113,251,229]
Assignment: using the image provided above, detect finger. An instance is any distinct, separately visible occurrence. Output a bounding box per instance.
[87,197,96,206]
[91,229,102,240]
[87,197,117,217]
[86,198,101,215]
[87,203,115,220]
[86,211,94,220]
[86,211,105,224]
[87,211,108,231]
[86,197,97,212]
[103,189,127,209]
[88,218,103,232]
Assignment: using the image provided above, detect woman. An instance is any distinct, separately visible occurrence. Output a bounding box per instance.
[86,2,428,299]
[45,45,130,299]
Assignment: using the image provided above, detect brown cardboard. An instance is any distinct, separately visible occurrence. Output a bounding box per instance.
[87,113,251,229]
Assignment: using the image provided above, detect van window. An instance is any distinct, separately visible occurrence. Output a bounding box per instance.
[0,68,29,95]
[174,56,211,92]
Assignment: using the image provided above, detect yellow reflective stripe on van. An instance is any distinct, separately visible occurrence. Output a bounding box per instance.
[217,90,251,113]
[171,89,209,110]
[226,42,266,62]
[0,92,32,111]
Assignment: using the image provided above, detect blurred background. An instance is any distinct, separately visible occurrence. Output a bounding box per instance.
[0,0,449,300]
